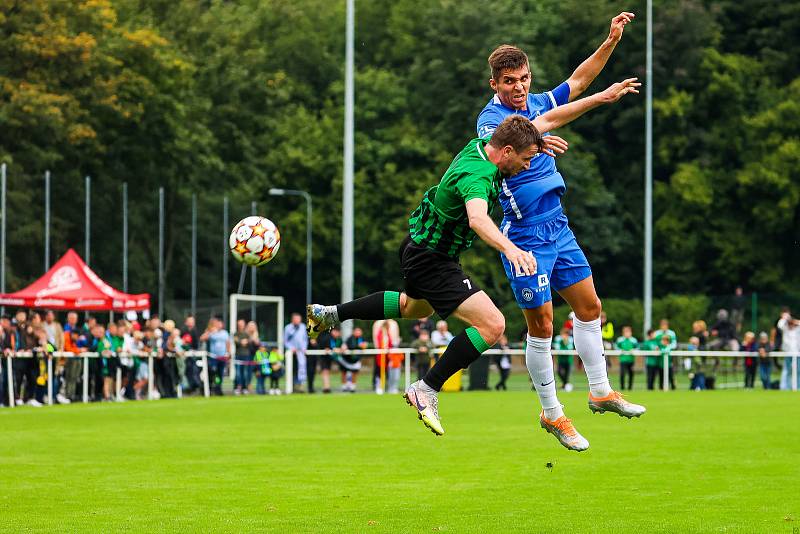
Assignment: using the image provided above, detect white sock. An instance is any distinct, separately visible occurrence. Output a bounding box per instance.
[573,316,612,397]
[526,335,564,421]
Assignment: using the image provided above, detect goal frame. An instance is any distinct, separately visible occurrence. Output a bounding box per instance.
[228,293,288,394]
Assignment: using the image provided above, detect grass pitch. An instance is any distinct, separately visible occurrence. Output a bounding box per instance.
[1,387,799,533]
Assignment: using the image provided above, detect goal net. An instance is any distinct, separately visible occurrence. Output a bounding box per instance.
[228,293,288,394]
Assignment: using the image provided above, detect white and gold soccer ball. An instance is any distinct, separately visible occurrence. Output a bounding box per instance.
[229,216,281,267]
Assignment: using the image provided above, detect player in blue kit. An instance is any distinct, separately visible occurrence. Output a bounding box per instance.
[477,13,646,452]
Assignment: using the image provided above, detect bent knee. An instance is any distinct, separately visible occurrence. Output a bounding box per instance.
[575,297,602,322]
[528,320,553,339]
[479,312,505,345]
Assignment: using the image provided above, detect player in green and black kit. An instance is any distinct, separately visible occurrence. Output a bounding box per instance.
[307,115,543,435]
[615,326,638,390]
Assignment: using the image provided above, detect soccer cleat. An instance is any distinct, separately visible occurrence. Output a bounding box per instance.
[539,412,589,452]
[306,304,338,339]
[403,380,444,436]
[588,391,646,418]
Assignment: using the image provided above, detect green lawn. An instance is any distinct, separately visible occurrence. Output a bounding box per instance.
[1,389,799,533]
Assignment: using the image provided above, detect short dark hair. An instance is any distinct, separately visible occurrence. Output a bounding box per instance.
[488,45,529,81]
[488,115,544,153]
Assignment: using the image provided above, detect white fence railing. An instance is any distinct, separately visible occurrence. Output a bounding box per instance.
[3,348,797,408]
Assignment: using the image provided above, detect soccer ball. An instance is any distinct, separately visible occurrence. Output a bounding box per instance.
[229,216,281,266]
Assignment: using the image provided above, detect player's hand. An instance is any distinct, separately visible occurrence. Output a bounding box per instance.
[608,12,634,42]
[599,78,641,103]
[504,246,537,277]
[542,135,569,158]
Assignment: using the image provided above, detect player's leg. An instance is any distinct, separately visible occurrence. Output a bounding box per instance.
[523,305,589,452]
[558,278,646,417]
[498,222,588,450]
[307,291,434,338]
[422,291,503,390]
[404,290,502,436]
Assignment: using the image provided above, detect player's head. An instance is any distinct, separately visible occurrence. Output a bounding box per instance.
[487,115,544,175]
[488,45,531,110]
[622,325,632,337]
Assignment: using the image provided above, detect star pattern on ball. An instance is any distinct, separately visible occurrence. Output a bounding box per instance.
[252,224,267,237]
[258,245,274,261]
[235,242,248,254]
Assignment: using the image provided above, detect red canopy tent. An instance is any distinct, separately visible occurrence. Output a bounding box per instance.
[0,248,150,311]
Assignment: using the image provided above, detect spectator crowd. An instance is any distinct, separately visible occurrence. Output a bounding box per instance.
[1,286,798,408]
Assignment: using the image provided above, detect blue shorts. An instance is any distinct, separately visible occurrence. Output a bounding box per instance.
[500,207,592,309]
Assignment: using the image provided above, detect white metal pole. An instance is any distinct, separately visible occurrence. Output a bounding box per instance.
[82,355,89,403]
[202,353,210,398]
[158,187,165,319]
[404,349,411,391]
[148,354,154,399]
[304,193,312,305]
[85,176,91,266]
[44,170,50,272]
[662,353,669,391]
[116,366,122,400]
[7,355,14,408]
[191,193,197,317]
[222,196,229,328]
[250,200,257,321]
[341,0,355,339]
[1,163,5,317]
[278,298,288,394]
[123,182,128,292]
[47,353,53,405]
[643,0,653,337]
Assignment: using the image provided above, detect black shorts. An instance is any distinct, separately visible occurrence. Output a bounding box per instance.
[399,235,481,319]
[320,354,333,370]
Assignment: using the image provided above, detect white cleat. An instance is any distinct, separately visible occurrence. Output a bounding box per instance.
[588,391,646,419]
[306,304,339,340]
[539,412,590,452]
[403,380,444,436]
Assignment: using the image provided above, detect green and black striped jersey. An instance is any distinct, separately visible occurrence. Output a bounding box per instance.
[408,138,500,258]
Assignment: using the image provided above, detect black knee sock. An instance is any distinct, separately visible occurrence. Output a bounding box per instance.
[336,291,401,321]
[423,328,489,391]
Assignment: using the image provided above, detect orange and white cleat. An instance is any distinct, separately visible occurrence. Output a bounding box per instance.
[539,412,589,452]
[588,391,646,419]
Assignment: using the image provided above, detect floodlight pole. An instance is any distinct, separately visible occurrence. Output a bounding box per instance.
[643,0,653,336]
[341,0,355,339]
[123,182,128,292]
[269,188,312,306]
[251,200,257,321]
[158,187,165,319]
[1,163,6,315]
[44,170,50,272]
[222,196,229,328]
[85,176,91,267]
[191,193,197,317]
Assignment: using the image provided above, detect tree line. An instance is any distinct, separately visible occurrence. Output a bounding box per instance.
[1,0,797,324]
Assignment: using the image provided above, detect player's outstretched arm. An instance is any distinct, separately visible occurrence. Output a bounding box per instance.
[466,198,537,276]
[532,78,640,134]
[565,12,634,100]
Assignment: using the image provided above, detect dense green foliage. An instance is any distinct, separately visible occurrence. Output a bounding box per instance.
[1,390,798,531]
[1,0,798,317]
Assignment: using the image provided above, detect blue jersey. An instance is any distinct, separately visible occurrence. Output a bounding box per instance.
[476,82,570,221]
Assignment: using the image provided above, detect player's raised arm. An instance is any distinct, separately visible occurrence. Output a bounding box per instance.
[531,78,640,134]
[565,12,635,100]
